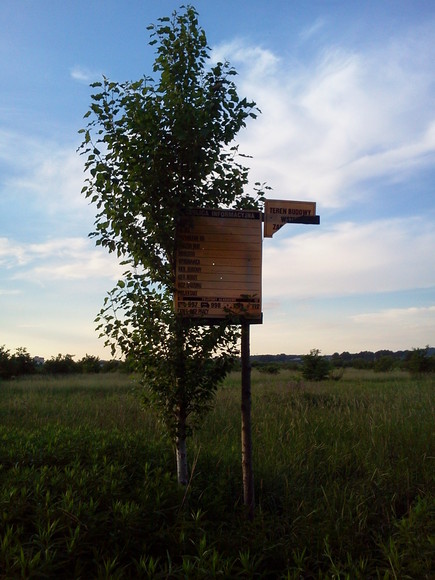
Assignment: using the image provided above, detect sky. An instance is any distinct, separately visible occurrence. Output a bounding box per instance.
[1,0,434,360]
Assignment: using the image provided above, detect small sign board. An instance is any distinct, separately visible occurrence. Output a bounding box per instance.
[175,208,262,321]
[264,199,317,237]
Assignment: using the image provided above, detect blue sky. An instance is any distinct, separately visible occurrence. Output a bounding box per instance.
[1,0,434,359]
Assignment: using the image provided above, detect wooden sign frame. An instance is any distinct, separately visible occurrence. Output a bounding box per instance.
[175,208,262,323]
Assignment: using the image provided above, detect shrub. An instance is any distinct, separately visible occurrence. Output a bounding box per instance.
[374,355,396,372]
[254,363,280,375]
[78,354,101,374]
[301,349,331,381]
[44,354,77,375]
[406,347,435,375]
[0,346,37,379]
[0,345,12,379]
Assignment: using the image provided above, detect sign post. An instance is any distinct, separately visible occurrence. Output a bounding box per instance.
[175,202,319,520]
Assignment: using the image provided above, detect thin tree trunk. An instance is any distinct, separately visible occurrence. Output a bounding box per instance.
[241,320,254,520]
[174,318,189,486]
[176,433,189,486]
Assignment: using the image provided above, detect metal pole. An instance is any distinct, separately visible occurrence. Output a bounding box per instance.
[241,320,254,520]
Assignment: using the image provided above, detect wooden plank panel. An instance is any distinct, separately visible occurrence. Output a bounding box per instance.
[177,282,260,292]
[178,255,260,262]
[175,209,262,321]
[178,244,261,256]
[177,272,260,283]
[176,289,261,299]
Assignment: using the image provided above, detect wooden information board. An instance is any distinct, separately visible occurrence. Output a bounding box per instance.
[175,209,262,321]
[264,199,317,237]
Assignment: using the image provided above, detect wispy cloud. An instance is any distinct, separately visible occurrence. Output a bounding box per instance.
[352,305,435,327]
[0,288,21,296]
[212,41,279,79]
[3,237,123,283]
[262,217,435,300]
[299,18,326,42]
[219,26,435,208]
[346,305,435,350]
[0,237,27,267]
[252,302,435,355]
[70,65,101,84]
[0,129,94,236]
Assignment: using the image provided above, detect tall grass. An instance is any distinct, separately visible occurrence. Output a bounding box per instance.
[0,369,434,577]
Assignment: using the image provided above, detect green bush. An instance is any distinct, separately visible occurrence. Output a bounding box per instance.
[43,354,77,375]
[374,355,396,372]
[253,363,280,374]
[78,354,101,374]
[0,346,37,379]
[301,349,331,381]
[406,347,435,374]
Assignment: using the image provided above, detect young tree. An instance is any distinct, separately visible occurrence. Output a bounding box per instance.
[301,349,331,381]
[79,6,265,484]
[78,354,102,374]
[406,346,435,375]
[0,346,36,378]
[0,345,12,380]
[10,347,36,377]
[44,354,77,375]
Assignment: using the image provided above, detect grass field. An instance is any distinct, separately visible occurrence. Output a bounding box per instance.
[0,369,434,578]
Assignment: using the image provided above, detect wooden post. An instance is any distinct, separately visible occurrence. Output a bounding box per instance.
[241,320,254,520]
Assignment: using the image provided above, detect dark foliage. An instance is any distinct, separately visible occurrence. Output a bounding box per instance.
[301,349,331,381]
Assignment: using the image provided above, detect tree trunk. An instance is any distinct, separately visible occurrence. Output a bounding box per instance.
[174,318,189,486]
[176,409,189,486]
[176,435,188,485]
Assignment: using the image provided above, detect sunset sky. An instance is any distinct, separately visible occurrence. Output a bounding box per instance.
[1,0,434,360]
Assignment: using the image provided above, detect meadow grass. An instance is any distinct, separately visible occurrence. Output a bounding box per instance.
[0,369,434,577]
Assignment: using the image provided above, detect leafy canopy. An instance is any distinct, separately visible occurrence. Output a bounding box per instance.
[78,5,266,440]
[80,6,264,282]
[301,349,331,381]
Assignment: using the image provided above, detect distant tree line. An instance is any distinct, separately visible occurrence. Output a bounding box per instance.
[251,347,435,377]
[0,346,132,380]
[329,347,435,373]
[1,345,434,380]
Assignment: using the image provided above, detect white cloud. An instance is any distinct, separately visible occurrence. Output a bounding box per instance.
[214,25,435,354]
[0,237,27,266]
[70,65,101,83]
[352,305,435,328]
[219,29,435,208]
[262,217,435,300]
[252,303,435,355]
[3,237,123,283]
[299,18,326,42]
[347,305,435,350]
[9,146,87,214]
[0,288,21,296]
[0,129,91,220]
[25,252,122,282]
[212,41,280,80]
